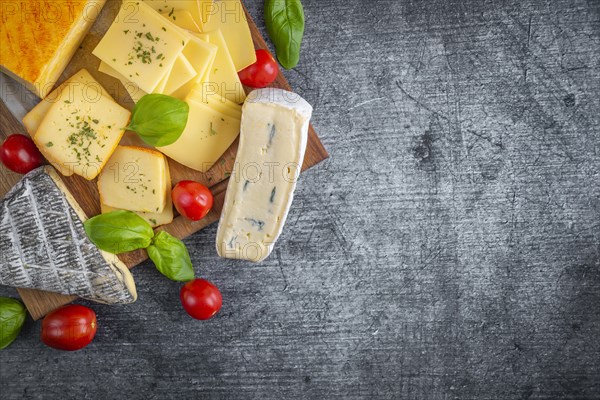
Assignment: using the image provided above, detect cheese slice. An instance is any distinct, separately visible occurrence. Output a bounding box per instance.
[216,89,313,262]
[162,54,197,95]
[98,146,168,213]
[186,88,242,120]
[93,1,189,93]
[33,72,131,180]
[161,9,201,32]
[205,29,246,104]
[0,166,137,304]
[144,0,205,30]
[99,61,149,103]
[23,69,112,138]
[0,1,107,98]
[157,100,240,172]
[202,0,256,71]
[101,161,173,227]
[170,38,217,100]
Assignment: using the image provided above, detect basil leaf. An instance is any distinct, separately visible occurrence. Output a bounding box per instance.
[84,210,154,254]
[0,298,27,350]
[265,0,305,69]
[147,231,194,282]
[127,94,189,147]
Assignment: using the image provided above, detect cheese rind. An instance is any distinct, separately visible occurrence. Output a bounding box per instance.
[216,89,313,262]
[0,1,107,98]
[98,146,168,213]
[0,166,137,304]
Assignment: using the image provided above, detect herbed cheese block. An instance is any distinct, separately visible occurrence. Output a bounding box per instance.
[98,146,169,213]
[157,99,241,172]
[32,72,131,180]
[23,69,112,138]
[93,0,189,93]
[0,1,107,98]
[101,160,173,227]
[202,0,256,71]
[0,166,137,304]
[216,89,313,262]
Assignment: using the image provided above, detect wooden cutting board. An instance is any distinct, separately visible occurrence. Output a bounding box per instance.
[0,1,328,320]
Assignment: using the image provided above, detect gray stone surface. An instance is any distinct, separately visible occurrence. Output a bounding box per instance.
[1,0,599,398]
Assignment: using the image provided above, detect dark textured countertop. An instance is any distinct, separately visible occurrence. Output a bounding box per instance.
[1,0,599,398]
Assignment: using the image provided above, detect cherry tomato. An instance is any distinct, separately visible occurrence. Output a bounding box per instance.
[41,305,97,351]
[0,134,44,174]
[238,49,279,88]
[180,279,222,320]
[172,180,213,221]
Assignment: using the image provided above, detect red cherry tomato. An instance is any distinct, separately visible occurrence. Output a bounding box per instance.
[172,180,213,221]
[238,49,279,88]
[0,134,44,174]
[180,279,222,320]
[41,305,97,351]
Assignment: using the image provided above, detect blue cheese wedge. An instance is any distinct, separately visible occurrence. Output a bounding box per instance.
[216,89,313,262]
[0,166,137,304]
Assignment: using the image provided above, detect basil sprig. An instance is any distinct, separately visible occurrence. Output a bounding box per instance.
[127,94,189,147]
[0,298,27,350]
[147,231,194,282]
[265,0,305,69]
[84,210,154,254]
[84,211,195,282]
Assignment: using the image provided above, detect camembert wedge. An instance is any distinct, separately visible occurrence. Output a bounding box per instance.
[0,166,137,304]
[216,89,313,262]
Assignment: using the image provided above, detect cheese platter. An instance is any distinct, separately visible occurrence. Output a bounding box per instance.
[0,0,328,322]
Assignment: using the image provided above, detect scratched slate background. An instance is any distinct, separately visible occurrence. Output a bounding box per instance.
[1,0,599,398]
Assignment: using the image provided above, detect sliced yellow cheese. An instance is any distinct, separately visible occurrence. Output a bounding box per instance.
[169,36,217,99]
[205,29,246,104]
[98,61,149,103]
[144,0,204,30]
[203,0,256,71]
[161,9,201,32]
[199,0,214,26]
[23,69,112,137]
[157,100,240,172]
[162,54,197,95]
[98,146,168,213]
[33,73,130,180]
[186,88,242,120]
[93,1,189,93]
[100,160,173,227]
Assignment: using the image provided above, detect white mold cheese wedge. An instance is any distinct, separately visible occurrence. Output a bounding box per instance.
[216,89,313,262]
[0,166,137,304]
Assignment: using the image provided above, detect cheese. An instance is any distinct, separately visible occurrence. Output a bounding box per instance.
[100,160,173,227]
[144,0,205,30]
[98,146,168,213]
[161,9,201,32]
[93,1,189,93]
[0,166,137,304]
[205,29,246,104]
[98,61,149,103]
[162,54,197,95]
[33,72,131,180]
[0,1,107,98]
[186,87,242,120]
[157,100,240,172]
[202,0,256,71]
[170,37,217,100]
[23,69,112,137]
[216,89,313,262]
